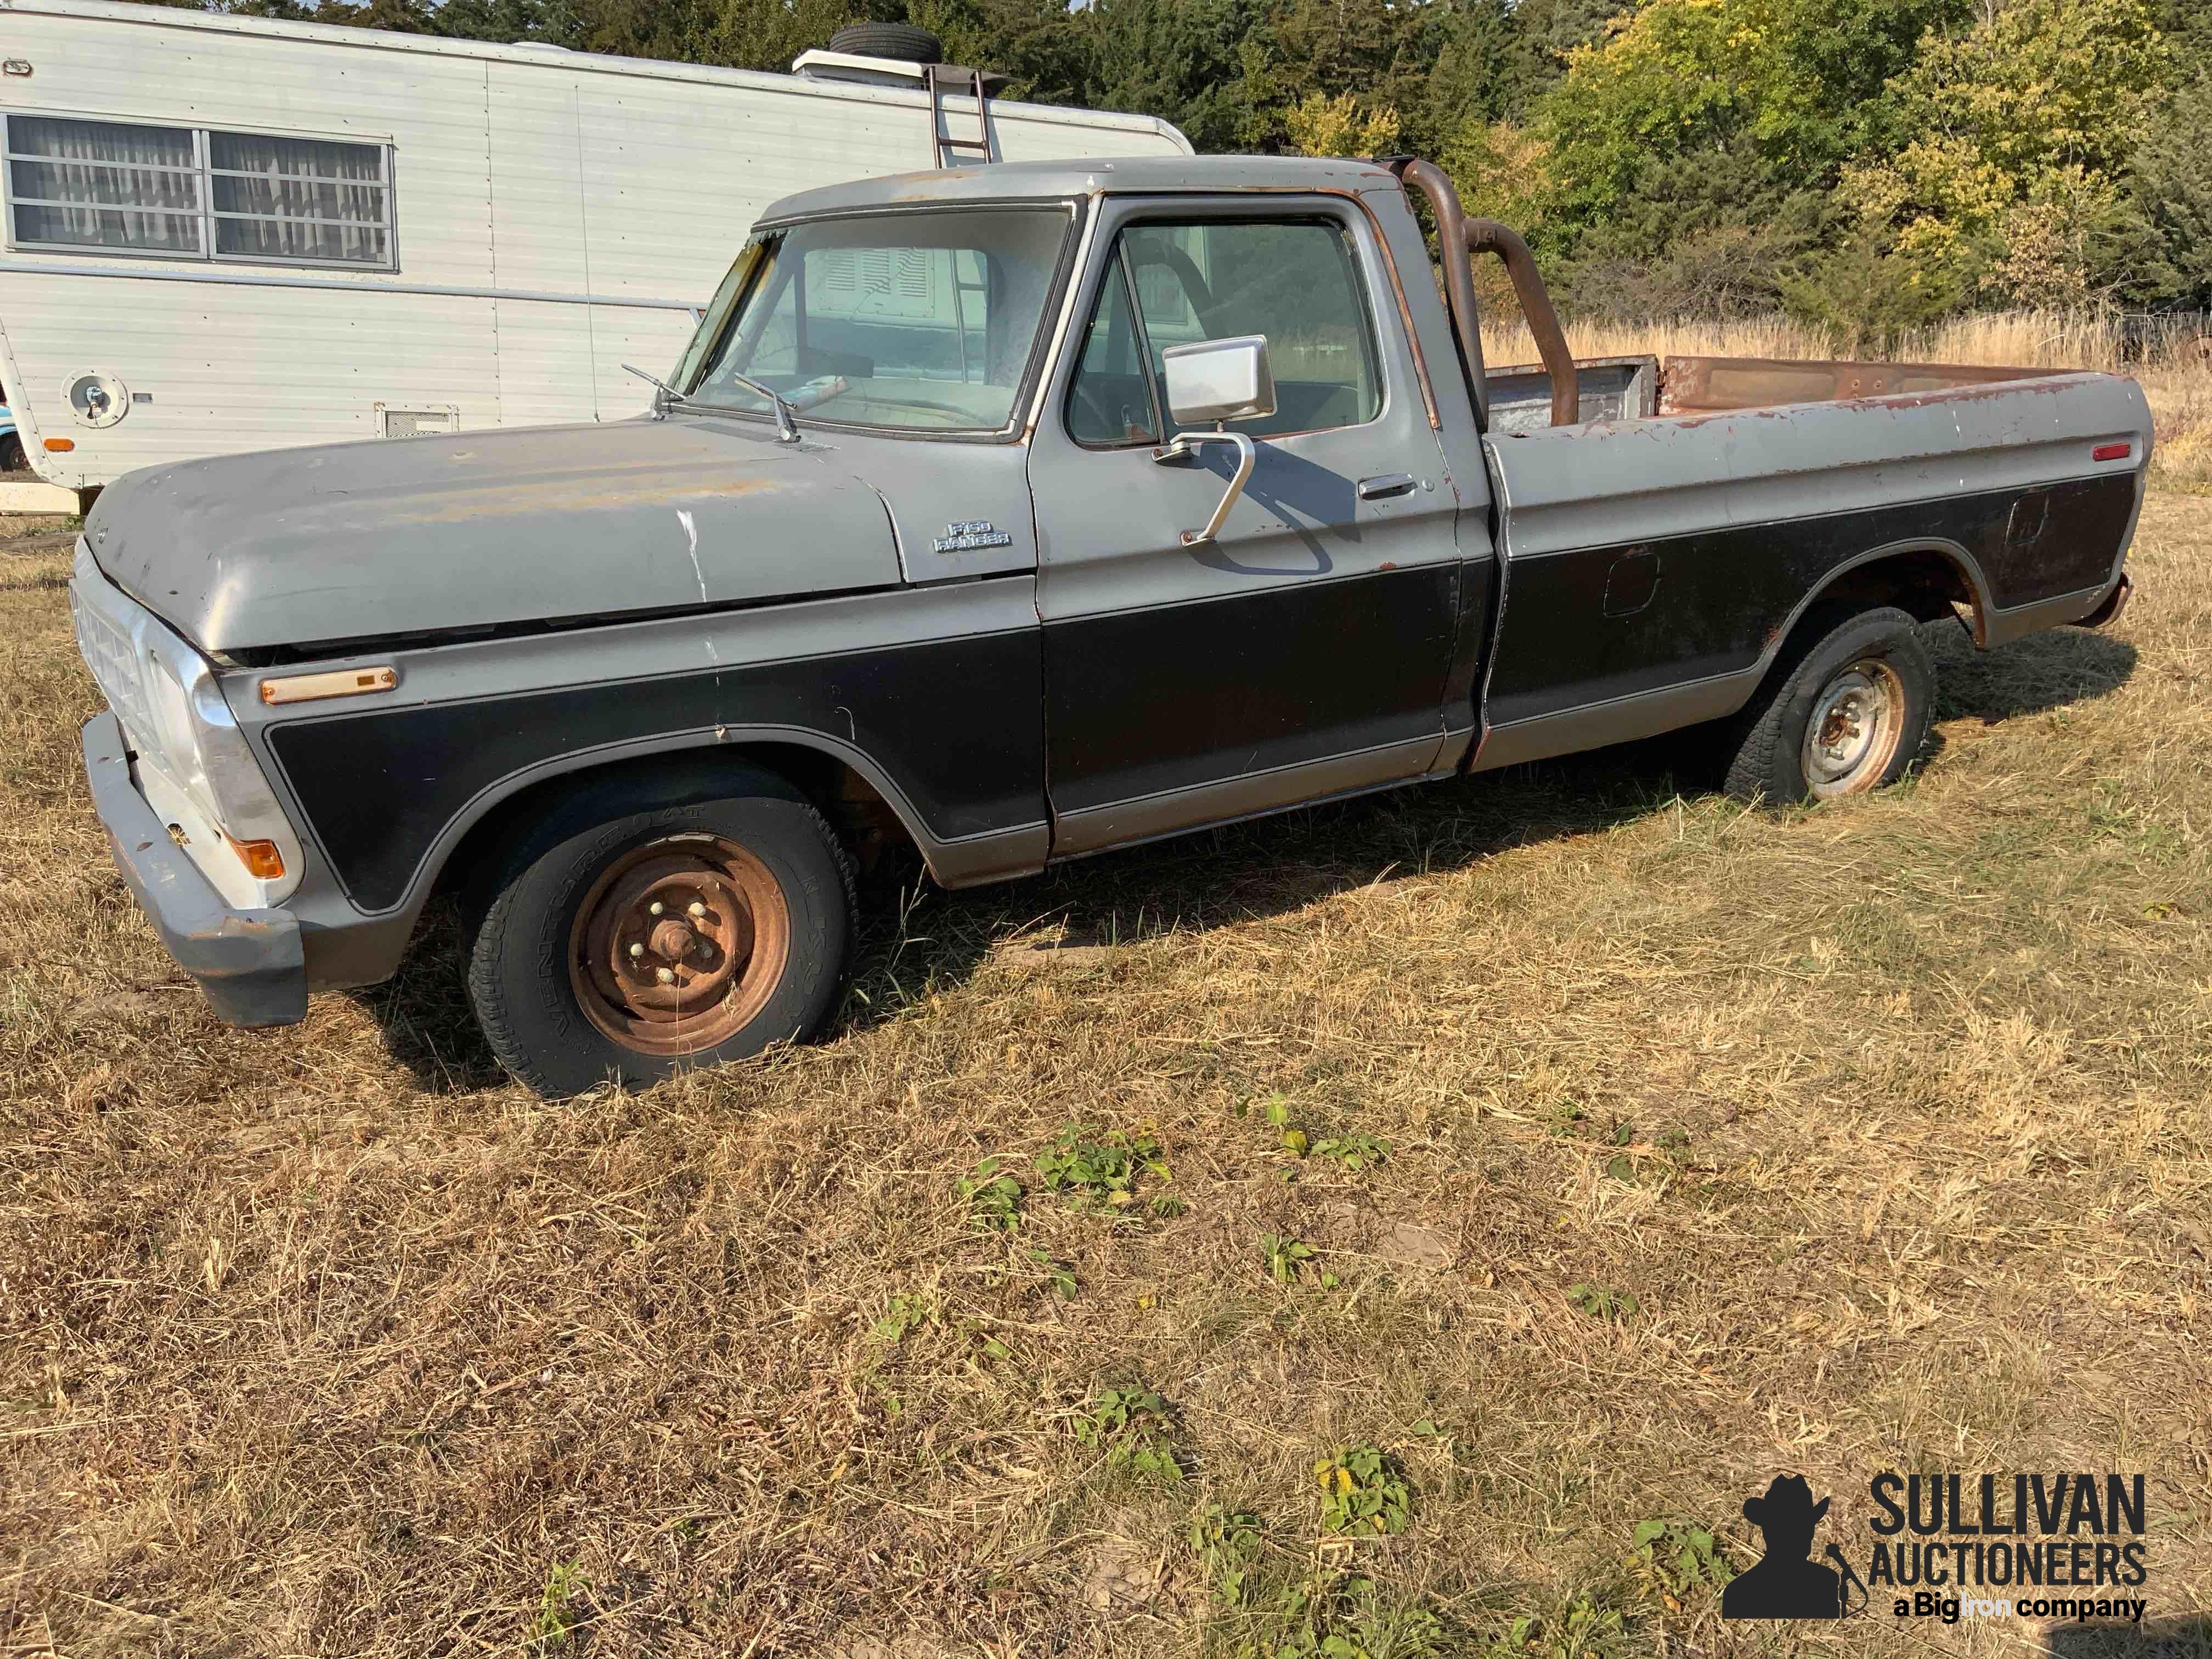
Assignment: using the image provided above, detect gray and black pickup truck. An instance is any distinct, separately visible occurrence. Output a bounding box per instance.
[70,155,2149,1096]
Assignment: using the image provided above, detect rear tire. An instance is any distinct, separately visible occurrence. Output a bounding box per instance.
[0,433,25,473]
[466,769,856,1097]
[1720,605,1935,804]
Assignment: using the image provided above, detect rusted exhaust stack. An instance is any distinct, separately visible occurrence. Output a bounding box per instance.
[1464,217,1576,429]
[1386,159,1578,431]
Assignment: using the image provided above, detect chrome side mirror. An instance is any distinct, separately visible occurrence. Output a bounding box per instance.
[1153,335,1274,545]
[1161,334,1276,426]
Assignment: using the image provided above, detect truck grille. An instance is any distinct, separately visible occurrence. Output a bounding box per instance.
[70,552,156,749]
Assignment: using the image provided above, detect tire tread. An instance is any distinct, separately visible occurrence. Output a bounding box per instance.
[1720,603,1935,804]
[465,770,856,1096]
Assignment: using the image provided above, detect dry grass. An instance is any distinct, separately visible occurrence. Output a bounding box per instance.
[1481,310,2212,494]
[4,490,2212,1657]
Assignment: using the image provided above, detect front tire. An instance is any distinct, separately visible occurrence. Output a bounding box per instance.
[1722,604,1936,804]
[466,771,855,1097]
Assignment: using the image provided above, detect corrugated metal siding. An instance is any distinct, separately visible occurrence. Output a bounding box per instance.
[0,0,1191,484]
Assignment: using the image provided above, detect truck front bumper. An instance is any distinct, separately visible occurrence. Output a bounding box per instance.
[83,712,308,1027]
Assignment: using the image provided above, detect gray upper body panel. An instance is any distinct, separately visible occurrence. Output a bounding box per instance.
[1483,371,2153,561]
[756,156,1402,224]
[84,416,903,654]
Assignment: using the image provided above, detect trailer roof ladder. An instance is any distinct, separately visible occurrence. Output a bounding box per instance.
[927,64,1002,168]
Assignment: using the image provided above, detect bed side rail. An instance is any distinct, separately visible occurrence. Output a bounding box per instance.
[1657,356,2056,415]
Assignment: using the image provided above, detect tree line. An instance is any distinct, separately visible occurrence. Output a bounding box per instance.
[181,0,2212,339]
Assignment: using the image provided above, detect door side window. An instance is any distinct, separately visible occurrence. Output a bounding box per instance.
[1065,249,1161,446]
[1066,217,1384,445]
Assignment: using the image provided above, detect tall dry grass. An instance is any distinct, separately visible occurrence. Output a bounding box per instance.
[1480,308,2212,492]
[4,483,2212,1654]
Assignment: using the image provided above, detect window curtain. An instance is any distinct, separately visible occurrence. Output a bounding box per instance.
[5,116,390,266]
[207,131,386,265]
[6,116,201,253]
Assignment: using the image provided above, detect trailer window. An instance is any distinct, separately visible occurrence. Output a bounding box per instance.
[3,114,394,270]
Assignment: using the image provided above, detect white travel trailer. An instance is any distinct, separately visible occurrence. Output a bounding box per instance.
[0,0,1192,495]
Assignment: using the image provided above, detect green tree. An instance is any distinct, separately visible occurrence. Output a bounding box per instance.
[1282,90,1402,157]
[2131,71,2212,303]
[1534,0,1973,241]
[1415,0,1525,138]
[1842,0,2172,304]
[1224,0,1434,153]
[1075,0,1267,152]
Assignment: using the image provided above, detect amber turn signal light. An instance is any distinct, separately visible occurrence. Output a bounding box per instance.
[225,834,286,881]
[44,437,75,453]
[259,665,398,705]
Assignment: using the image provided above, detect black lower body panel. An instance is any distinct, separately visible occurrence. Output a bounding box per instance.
[1486,472,2137,730]
[270,629,1045,913]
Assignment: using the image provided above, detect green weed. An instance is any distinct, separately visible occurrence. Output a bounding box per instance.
[1628,1517,1734,1610]
[1311,1131,1390,1172]
[1261,1232,1318,1284]
[1566,1282,1639,1322]
[1313,1444,1411,1536]
[1037,1123,1174,1214]
[1191,1502,1266,1605]
[955,1156,1023,1233]
[1476,1592,1628,1659]
[528,1559,589,1653]
[1072,1384,1185,1483]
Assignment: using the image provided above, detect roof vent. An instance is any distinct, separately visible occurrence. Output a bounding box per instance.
[827,23,942,63]
[793,23,946,86]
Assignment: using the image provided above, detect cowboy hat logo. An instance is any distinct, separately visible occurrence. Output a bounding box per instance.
[1722,1475,1850,1619]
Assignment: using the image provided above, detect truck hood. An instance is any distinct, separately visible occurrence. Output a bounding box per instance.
[84,418,902,655]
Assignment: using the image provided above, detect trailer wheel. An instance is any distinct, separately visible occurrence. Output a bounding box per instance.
[827,22,943,63]
[0,433,25,474]
[466,769,855,1097]
[1721,605,1935,804]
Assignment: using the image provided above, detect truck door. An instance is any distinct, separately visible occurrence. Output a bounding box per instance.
[1026,197,1464,857]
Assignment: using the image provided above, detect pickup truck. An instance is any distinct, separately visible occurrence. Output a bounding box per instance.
[69,155,2149,1097]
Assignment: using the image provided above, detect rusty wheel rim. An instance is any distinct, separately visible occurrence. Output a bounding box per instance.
[1801,657,1906,798]
[567,834,791,1056]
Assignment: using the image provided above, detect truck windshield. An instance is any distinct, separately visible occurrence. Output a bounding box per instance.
[687,207,1072,435]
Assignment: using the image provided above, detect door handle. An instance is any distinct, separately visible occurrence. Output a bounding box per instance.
[1357,472,1417,500]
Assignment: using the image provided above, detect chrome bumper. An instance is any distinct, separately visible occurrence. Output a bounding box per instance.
[82,712,307,1027]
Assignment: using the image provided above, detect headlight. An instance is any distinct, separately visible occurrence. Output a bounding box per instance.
[148,658,209,800]
[75,548,304,904]
[140,629,305,903]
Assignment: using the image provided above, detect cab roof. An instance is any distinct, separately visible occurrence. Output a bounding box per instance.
[756,155,1402,225]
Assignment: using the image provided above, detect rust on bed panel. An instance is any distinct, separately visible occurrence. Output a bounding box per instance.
[1659,356,2053,415]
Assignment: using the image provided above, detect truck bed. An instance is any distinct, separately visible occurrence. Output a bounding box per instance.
[1474,361,2151,770]
[1486,353,2062,432]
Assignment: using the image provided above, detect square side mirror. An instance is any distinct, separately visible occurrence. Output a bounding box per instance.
[1160,335,1276,427]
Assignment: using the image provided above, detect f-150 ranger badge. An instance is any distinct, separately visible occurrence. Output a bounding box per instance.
[934,520,1013,553]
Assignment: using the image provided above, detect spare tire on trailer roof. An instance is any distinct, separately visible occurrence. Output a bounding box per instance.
[828,22,944,63]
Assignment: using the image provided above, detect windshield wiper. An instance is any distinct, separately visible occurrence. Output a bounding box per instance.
[623,362,798,444]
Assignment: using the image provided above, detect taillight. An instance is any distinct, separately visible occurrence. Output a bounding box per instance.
[2093,442,2132,462]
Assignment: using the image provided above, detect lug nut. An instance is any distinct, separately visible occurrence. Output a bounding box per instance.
[656,967,675,985]
[628,943,644,959]
[688,900,707,918]
[648,901,664,916]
